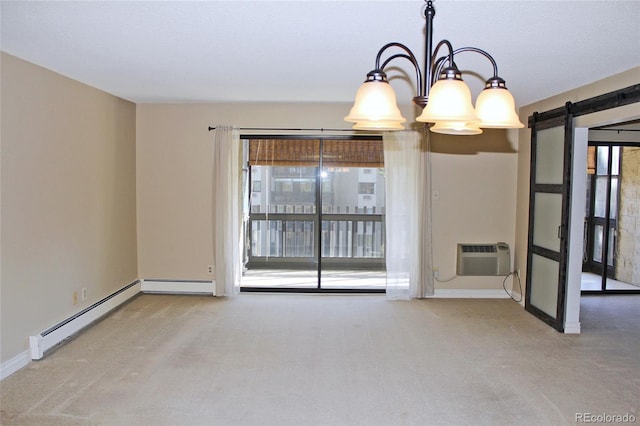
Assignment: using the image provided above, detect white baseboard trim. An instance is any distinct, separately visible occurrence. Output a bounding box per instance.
[431,289,511,298]
[29,280,141,360]
[564,321,581,334]
[1,350,31,380]
[141,279,214,295]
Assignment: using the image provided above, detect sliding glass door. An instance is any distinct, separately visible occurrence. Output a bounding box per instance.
[242,136,385,291]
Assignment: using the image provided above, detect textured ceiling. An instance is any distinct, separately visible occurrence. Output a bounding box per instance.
[1,1,639,109]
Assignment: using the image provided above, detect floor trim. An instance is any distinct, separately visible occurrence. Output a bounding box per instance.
[0,350,31,380]
[564,321,582,334]
[431,289,510,298]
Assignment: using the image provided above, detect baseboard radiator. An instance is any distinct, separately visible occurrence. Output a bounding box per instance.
[29,280,141,360]
[456,242,511,276]
[141,279,215,295]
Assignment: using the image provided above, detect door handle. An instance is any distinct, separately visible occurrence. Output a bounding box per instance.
[557,225,563,239]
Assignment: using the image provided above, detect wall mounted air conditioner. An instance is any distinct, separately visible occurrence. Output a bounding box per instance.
[456,242,510,276]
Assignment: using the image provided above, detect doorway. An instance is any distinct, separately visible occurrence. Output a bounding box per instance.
[525,85,640,333]
[240,135,387,292]
[581,125,640,293]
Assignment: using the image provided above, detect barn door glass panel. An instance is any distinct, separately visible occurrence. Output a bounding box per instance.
[530,254,560,318]
[532,192,562,252]
[535,126,565,184]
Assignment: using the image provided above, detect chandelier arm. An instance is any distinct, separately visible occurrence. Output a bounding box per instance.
[374,42,420,70]
[432,48,501,86]
[451,46,500,78]
[431,55,449,86]
[379,53,423,98]
[432,55,461,85]
[430,39,455,72]
[423,38,456,102]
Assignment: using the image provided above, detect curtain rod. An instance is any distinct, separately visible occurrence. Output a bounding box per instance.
[208,126,363,132]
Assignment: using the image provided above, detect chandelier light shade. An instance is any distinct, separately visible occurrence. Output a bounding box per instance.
[429,121,482,135]
[416,68,479,124]
[344,72,406,130]
[475,78,524,128]
[345,0,523,134]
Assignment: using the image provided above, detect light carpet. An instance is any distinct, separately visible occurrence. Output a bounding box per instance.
[1,293,639,425]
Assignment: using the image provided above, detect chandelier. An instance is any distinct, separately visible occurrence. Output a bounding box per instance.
[345,0,524,134]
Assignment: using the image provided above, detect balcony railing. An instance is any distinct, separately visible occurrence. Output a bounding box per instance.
[247,206,385,270]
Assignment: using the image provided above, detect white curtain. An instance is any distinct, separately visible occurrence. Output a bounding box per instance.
[383,130,434,299]
[212,125,242,297]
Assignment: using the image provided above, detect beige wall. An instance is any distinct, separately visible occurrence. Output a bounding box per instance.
[616,147,640,285]
[136,103,519,289]
[0,53,138,363]
[514,67,640,301]
[429,129,518,289]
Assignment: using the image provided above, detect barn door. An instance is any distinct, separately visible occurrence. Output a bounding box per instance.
[525,104,574,331]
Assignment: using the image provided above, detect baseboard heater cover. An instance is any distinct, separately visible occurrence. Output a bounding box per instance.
[140,279,215,295]
[29,280,141,360]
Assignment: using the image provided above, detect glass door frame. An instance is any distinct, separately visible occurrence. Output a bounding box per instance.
[583,143,621,279]
[582,141,640,294]
[241,134,386,293]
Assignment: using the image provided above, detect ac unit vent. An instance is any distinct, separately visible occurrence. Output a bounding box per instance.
[460,245,497,254]
[457,242,510,276]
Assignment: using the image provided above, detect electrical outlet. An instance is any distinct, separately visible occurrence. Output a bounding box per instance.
[81,288,87,301]
[208,265,213,274]
[516,269,521,278]
[433,267,439,279]
[73,291,78,305]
